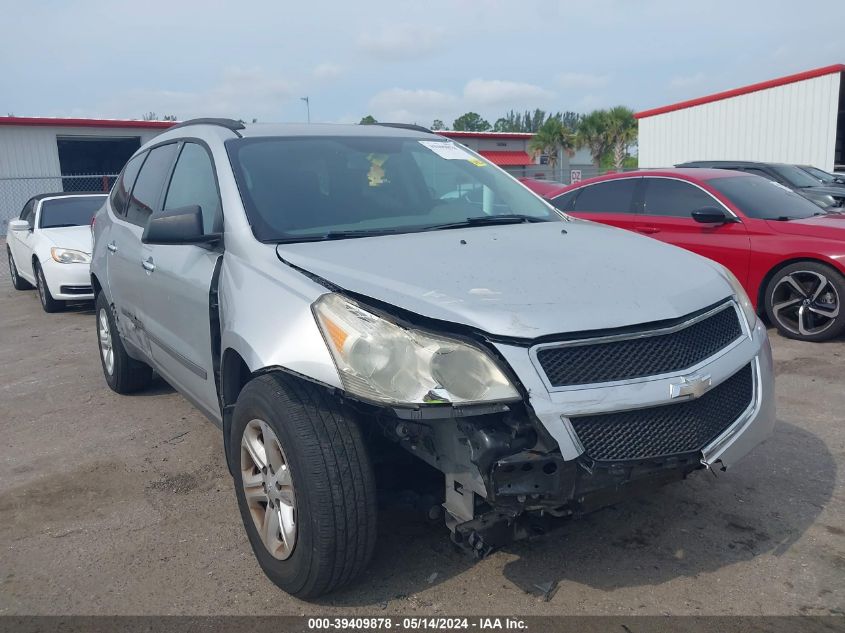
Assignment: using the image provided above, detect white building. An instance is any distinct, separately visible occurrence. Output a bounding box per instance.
[0,117,172,228]
[636,64,845,171]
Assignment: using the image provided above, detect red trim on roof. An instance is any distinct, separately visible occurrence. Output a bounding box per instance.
[440,130,533,139]
[635,64,845,119]
[0,116,178,129]
[478,150,534,166]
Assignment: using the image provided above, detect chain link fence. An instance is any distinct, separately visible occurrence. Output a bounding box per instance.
[0,174,116,230]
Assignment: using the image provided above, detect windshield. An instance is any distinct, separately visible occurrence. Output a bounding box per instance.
[39,196,105,228]
[707,175,825,220]
[770,164,823,189]
[226,136,559,241]
[802,166,835,183]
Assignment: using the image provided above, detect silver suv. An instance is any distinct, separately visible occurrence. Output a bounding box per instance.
[91,119,776,598]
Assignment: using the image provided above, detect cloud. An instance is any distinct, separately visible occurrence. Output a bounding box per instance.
[670,72,706,89]
[99,67,295,120]
[368,88,458,123]
[357,24,446,60]
[462,78,553,106]
[368,78,554,124]
[313,63,342,80]
[556,72,610,89]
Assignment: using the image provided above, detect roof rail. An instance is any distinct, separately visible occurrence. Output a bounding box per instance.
[369,122,433,134]
[167,117,246,136]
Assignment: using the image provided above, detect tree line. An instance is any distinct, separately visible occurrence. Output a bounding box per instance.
[359,107,638,171]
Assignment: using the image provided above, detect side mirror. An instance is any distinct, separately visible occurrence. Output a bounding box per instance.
[691,207,734,224]
[142,205,221,245]
[9,219,31,232]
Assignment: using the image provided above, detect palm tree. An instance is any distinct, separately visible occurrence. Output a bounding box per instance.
[606,106,638,170]
[528,116,575,179]
[575,110,611,169]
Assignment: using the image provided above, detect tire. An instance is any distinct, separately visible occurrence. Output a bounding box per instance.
[34,261,64,313]
[764,261,845,342]
[231,372,377,599]
[7,247,33,290]
[95,291,153,393]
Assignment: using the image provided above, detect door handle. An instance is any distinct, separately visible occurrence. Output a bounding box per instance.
[142,258,155,273]
[107,242,117,253]
[634,226,660,234]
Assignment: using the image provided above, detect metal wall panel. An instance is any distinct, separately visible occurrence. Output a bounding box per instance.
[0,125,164,178]
[638,72,841,170]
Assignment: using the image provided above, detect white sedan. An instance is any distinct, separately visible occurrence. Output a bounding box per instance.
[6,192,106,312]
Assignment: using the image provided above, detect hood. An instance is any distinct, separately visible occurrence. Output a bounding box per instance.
[41,225,93,253]
[800,185,845,200]
[766,213,845,239]
[276,221,734,339]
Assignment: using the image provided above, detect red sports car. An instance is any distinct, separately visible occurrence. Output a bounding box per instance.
[523,169,845,342]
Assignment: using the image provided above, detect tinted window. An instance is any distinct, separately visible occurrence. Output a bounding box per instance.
[110,152,146,216]
[125,144,178,227]
[227,136,557,241]
[572,179,638,214]
[164,143,221,233]
[708,175,823,220]
[551,189,578,211]
[20,199,35,224]
[642,178,720,217]
[40,196,106,228]
[740,167,778,182]
[770,164,821,188]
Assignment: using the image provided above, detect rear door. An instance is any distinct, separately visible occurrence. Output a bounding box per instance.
[107,143,179,358]
[561,178,642,231]
[638,177,751,283]
[137,141,222,419]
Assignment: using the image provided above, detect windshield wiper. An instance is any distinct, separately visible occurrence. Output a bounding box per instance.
[43,223,80,228]
[274,228,401,244]
[422,214,551,232]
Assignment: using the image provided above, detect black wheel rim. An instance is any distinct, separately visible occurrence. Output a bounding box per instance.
[8,252,17,285]
[771,270,840,336]
[37,269,46,306]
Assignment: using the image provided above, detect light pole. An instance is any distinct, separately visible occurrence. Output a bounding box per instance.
[300,96,311,123]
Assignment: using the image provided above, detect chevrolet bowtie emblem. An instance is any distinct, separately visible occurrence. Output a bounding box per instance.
[669,373,712,400]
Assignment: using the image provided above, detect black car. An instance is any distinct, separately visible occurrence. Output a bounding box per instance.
[677,160,845,209]
[798,164,845,186]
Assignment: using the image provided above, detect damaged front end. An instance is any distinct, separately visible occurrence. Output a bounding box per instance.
[366,400,703,558]
[312,290,775,557]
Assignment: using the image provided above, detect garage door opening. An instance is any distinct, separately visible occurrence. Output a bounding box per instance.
[57,136,141,192]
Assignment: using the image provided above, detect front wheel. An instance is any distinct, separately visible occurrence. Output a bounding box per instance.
[764,261,845,342]
[7,247,33,290]
[231,373,377,598]
[34,261,64,313]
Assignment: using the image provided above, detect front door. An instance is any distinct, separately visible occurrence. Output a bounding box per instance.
[137,142,223,419]
[637,177,752,284]
[10,199,38,284]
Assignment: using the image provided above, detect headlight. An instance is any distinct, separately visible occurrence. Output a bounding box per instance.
[50,248,91,264]
[721,267,757,329]
[313,293,520,406]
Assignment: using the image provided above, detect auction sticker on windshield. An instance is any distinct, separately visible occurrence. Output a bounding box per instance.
[419,140,477,161]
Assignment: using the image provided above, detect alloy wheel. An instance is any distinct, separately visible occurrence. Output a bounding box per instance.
[98,308,115,375]
[771,270,840,337]
[240,419,297,560]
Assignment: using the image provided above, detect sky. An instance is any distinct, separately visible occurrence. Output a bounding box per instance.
[2,0,845,126]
